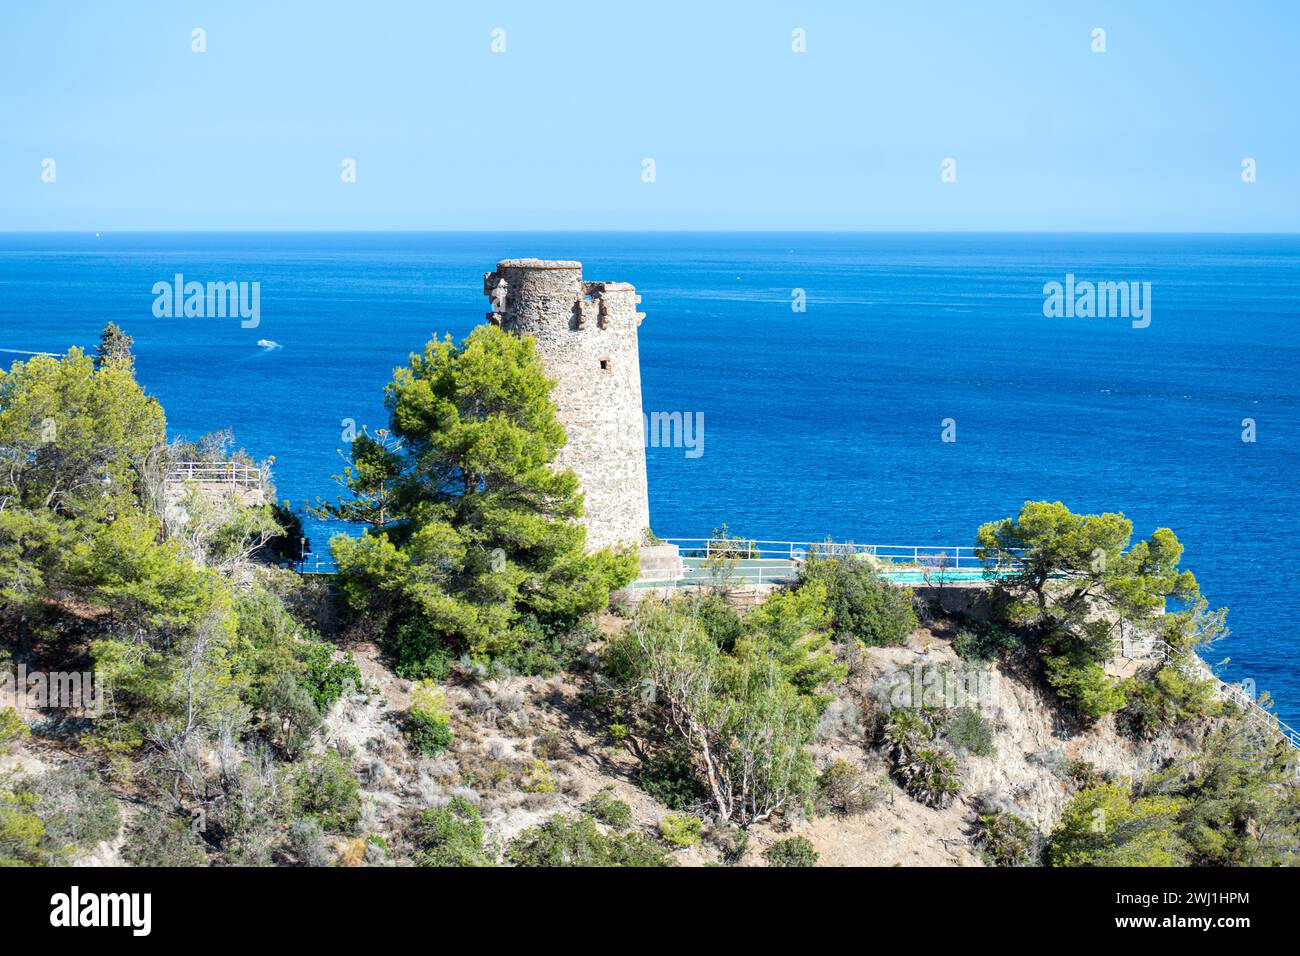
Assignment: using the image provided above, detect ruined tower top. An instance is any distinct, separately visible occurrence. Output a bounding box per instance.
[483,259,650,552]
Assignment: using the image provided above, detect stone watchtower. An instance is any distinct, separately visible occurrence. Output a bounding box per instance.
[484,259,651,552]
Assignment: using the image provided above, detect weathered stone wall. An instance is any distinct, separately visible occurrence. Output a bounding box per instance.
[484,259,650,551]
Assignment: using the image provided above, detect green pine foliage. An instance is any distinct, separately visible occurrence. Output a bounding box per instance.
[323,325,637,672]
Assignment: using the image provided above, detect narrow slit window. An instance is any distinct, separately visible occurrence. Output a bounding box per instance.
[599,357,611,371]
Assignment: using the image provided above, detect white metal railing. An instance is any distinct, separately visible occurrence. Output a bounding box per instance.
[660,537,990,569]
[296,554,336,574]
[1114,636,1300,753]
[165,461,263,486]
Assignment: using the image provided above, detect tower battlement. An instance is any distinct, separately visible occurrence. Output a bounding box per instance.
[483,259,651,552]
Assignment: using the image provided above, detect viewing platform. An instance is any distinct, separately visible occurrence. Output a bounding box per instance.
[163,461,266,510]
[627,538,995,589]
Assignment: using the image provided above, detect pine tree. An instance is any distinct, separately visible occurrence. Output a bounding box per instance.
[94,322,134,370]
[327,324,637,671]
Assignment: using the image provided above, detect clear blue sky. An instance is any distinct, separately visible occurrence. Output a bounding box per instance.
[2,1,1296,231]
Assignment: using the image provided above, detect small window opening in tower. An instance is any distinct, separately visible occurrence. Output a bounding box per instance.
[599,357,611,371]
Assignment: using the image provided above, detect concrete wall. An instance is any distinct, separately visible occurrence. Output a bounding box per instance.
[484,259,650,552]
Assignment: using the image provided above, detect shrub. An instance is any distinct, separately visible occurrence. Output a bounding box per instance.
[584,788,633,830]
[972,807,1037,866]
[883,709,962,806]
[387,616,455,681]
[815,759,878,816]
[764,835,819,867]
[285,819,330,867]
[299,639,362,711]
[121,808,208,867]
[706,822,750,865]
[406,680,454,756]
[882,707,946,755]
[336,836,367,866]
[412,797,489,867]
[1044,654,1127,719]
[521,759,556,793]
[1061,758,1105,790]
[638,748,707,811]
[898,747,962,808]
[1119,664,1222,739]
[945,707,996,757]
[690,593,745,651]
[503,614,598,676]
[797,555,917,646]
[506,813,673,867]
[261,672,322,758]
[952,625,1021,663]
[292,750,361,833]
[365,834,390,865]
[31,767,121,859]
[659,813,703,847]
[534,730,565,760]
[607,592,827,827]
[0,708,29,753]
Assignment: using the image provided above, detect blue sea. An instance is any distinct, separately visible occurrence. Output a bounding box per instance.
[2,232,1298,726]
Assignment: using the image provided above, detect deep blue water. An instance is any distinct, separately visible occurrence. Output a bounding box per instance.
[2,232,1298,725]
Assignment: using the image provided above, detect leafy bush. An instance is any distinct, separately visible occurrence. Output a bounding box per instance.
[521,759,556,793]
[292,750,361,833]
[121,808,208,867]
[299,639,362,711]
[952,625,1021,663]
[406,680,454,756]
[815,759,878,816]
[261,672,321,758]
[690,593,745,651]
[503,614,599,676]
[945,707,995,757]
[764,835,819,867]
[0,708,28,753]
[1044,653,1127,719]
[659,813,703,847]
[387,616,456,682]
[607,591,832,826]
[583,787,633,830]
[797,555,917,646]
[506,813,673,867]
[638,748,708,811]
[1119,663,1222,739]
[31,767,121,859]
[412,797,489,867]
[1166,719,1300,865]
[972,807,1036,866]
